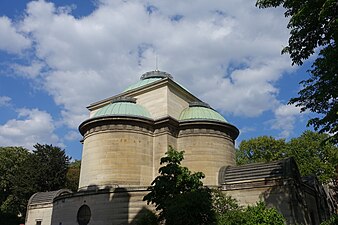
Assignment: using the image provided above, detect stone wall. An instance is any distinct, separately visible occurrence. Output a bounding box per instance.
[178,130,235,186]
[222,179,322,225]
[51,188,153,225]
[25,204,53,225]
[79,121,154,189]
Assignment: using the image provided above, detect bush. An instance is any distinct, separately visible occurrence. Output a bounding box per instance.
[244,202,286,225]
[213,192,286,225]
[320,214,338,225]
[136,210,158,225]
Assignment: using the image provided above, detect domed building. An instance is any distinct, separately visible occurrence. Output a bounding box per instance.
[26,70,239,225]
[25,70,334,225]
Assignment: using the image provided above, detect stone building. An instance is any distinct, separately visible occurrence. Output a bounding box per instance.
[25,70,334,225]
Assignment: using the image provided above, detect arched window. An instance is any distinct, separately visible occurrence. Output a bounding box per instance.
[77,204,91,225]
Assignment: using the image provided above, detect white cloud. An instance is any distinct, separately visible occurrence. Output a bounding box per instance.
[11,61,44,78]
[0,16,31,53]
[3,0,296,134]
[0,108,60,149]
[0,96,11,107]
[64,130,81,141]
[270,104,303,138]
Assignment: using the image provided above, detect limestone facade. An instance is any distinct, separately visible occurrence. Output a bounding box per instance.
[51,188,151,225]
[78,72,239,189]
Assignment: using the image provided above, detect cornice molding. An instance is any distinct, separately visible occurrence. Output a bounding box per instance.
[79,116,239,141]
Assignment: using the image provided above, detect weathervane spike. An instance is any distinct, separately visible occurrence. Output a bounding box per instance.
[155,54,159,71]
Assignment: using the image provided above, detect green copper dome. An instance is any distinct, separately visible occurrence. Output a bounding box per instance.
[124,70,173,92]
[179,102,227,122]
[94,97,152,119]
[124,77,161,92]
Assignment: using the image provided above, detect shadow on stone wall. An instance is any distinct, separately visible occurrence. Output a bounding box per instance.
[52,185,135,225]
[259,170,311,225]
[130,207,157,225]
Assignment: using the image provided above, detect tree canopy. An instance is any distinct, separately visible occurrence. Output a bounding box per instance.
[65,160,81,192]
[0,147,32,224]
[256,0,338,143]
[0,144,73,224]
[143,146,215,225]
[30,143,71,192]
[237,131,338,183]
[236,136,287,165]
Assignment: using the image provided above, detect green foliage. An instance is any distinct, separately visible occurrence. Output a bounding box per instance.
[0,147,32,223]
[143,146,215,225]
[144,147,286,225]
[65,160,81,191]
[0,144,72,223]
[256,0,338,143]
[31,143,71,192]
[237,136,286,165]
[136,210,158,225]
[212,190,241,215]
[165,189,215,225]
[244,202,286,225]
[212,190,246,225]
[320,214,338,225]
[290,44,338,144]
[287,131,338,182]
[237,131,338,183]
[213,192,285,225]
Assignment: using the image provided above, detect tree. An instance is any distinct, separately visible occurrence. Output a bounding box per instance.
[143,146,216,225]
[255,0,338,143]
[0,147,32,224]
[287,131,338,182]
[236,131,338,183]
[65,160,81,192]
[236,136,286,165]
[31,143,71,191]
[0,144,72,223]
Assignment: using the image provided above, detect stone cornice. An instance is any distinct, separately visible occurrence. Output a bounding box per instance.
[179,120,239,140]
[79,116,154,136]
[79,115,240,141]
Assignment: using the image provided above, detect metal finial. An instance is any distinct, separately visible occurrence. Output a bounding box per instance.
[155,54,159,71]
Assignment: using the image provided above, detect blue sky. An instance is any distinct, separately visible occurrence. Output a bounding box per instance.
[0,0,313,159]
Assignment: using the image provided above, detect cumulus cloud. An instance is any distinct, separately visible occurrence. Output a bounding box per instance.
[0,16,31,53]
[11,61,44,78]
[0,96,11,107]
[269,104,304,138]
[0,108,60,149]
[3,0,296,135]
[65,130,81,141]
